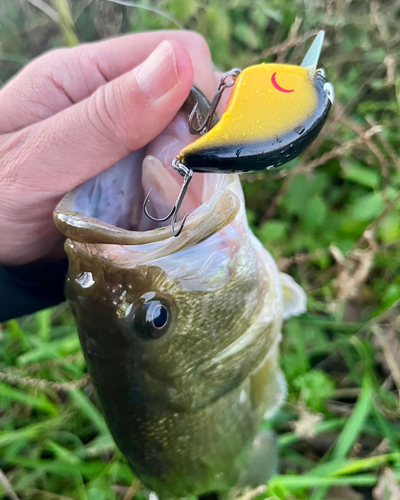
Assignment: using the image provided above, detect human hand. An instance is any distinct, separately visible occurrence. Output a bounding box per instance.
[0,31,217,266]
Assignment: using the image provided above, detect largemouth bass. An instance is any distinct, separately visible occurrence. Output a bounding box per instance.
[54,88,306,498]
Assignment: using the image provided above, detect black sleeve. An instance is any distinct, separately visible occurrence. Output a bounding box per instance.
[0,260,68,322]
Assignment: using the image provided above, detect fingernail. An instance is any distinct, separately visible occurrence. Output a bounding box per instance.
[136,41,178,100]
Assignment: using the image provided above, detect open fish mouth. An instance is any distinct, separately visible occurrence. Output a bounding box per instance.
[54,88,244,264]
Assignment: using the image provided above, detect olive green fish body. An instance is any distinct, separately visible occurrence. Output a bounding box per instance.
[65,225,284,496]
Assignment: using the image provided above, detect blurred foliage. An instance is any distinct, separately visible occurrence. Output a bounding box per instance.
[1,0,400,499]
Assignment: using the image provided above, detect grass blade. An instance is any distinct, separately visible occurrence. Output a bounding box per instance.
[309,375,373,500]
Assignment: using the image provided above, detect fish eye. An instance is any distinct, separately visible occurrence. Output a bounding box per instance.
[133,299,171,340]
[151,303,169,329]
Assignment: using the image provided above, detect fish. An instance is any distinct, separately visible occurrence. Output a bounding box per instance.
[54,86,307,498]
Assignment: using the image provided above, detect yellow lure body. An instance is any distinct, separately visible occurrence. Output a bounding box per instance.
[177,62,331,174]
[183,64,318,156]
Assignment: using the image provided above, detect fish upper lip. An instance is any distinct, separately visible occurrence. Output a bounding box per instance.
[59,174,242,269]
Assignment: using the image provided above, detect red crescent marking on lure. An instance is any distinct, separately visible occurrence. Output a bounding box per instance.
[271,72,294,93]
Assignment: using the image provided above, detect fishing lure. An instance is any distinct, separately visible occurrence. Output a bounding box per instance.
[144,31,334,236]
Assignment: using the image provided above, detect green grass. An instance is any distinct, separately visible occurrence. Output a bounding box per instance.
[1,0,400,498]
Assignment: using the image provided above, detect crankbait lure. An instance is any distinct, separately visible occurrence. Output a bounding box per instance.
[144,31,334,236]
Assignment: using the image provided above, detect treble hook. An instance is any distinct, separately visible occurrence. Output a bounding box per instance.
[189,68,241,135]
[143,160,193,237]
[143,69,241,237]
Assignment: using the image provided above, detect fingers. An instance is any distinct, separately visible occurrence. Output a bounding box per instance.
[2,40,193,198]
[0,30,215,134]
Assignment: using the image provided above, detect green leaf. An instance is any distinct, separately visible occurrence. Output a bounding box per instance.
[0,418,62,448]
[350,192,383,221]
[286,174,309,215]
[309,376,373,500]
[205,5,231,41]
[258,220,288,242]
[268,472,391,490]
[87,487,111,500]
[332,375,373,459]
[6,455,106,479]
[335,452,400,475]
[0,383,58,416]
[165,0,198,23]
[233,22,260,49]
[293,370,335,411]
[379,212,400,243]
[37,308,52,342]
[303,195,328,228]
[342,160,380,188]
[259,4,284,23]
[69,390,110,436]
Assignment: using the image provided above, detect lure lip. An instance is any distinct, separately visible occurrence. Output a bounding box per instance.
[301,30,325,80]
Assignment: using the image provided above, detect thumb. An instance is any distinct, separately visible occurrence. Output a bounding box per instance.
[10,40,193,196]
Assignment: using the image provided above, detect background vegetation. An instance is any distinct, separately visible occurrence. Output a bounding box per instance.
[1,0,400,499]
